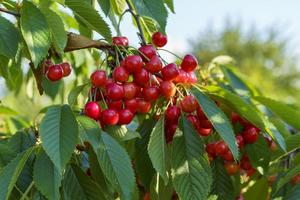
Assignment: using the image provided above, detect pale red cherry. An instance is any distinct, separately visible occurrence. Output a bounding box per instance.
[160,81,176,99]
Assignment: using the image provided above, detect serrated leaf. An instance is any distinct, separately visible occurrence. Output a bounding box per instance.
[0,148,34,200]
[192,87,239,160]
[42,77,63,100]
[0,16,20,58]
[171,116,212,200]
[164,0,175,13]
[0,144,16,169]
[97,0,110,16]
[40,105,79,172]
[65,0,112,42]
[110,0,126,15]
[150,173,173,200]
[68,83,89,106]
[8,130,36,153]
[244,177,269,200]
[40,8,67,54]
[148,117,170,184]
[105,125,141,142]
[132,0,168,32]
[20,1,51,67]
[211,159,234,200]
[63,164,106,200]
[33,150,61,200]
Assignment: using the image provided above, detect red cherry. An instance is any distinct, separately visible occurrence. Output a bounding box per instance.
[187,114,200,129]
[118,109,134,125]
[231,112,240,123]
[161,63,179,81]
[197,127,212,137]
[174,69,188,83]
[46,64,63,81]
[206,143,216,157]
[84,101,101,120]
[90,70,107,87]
[224,162,240,175]
[105,78,114,87]
[160,81,176,99]
[89,86,102,101]
[143,86,160,101]
[181,54,198,72]
[246,168,256,177]
[186,71,197,83]
[240,155,252,170]
[125,55,143,74]
[133,68,150,86]
[113,66,129,83]
[145,55,163,73]
[152,32,167,47]
[242,126,259,144]
[125,98,138,113]
[101,109,119,126]
[291,174,300,185]
[180,95,198,113]
[138,45,156,61]
[165,123,177,143]
[196,106,206,119]
[107,100,123,110]
[200,119,213,129]
[60,62,72,77]
[236,134,245,149]
[137,99,151,113]
[215,141,229,156]
[123,82,137,100]
[221,150,234,162]
[165,106,181,123]
[106,83,124,101]
[112,36,128,46]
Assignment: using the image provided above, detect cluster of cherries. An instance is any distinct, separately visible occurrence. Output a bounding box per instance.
[83,32,200,131]
[44,61,72,81]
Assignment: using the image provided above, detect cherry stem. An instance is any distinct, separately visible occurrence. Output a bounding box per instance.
[157,49,183,60]
[128,46,150,62]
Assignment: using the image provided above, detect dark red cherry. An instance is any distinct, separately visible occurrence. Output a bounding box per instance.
[133,68,150,86]
[125,55,143,74]
[160,81,176,99]
[243,126,259,144]
[60,62,72,77]
[221,150,234,162]
[152,32,167,47]
[143,86,160,101]
[46,64,63,81]
[180,95,198,113]
[196,106,206,119]
[236,134,245,149]
[161,63,179,81]
[123,82,137,100]
[145,55,162,73]
[215,141,229,156]
[106,83,124,101]
[101,109,119,126]
[165,106,181,123]
[90,70,107,87]
[107,100,123,110]
[181,54,198,72]
[113,66,129,83]
[125,98,138,113]
[118,109,134,125]
[112,36,129,46]
[187,114,200,129]
[206,143,216,157]
[165,123,177,143]
[136,99,151,113]
[138,45,156,61]
[200,119,213,129]
[240,155,252,170]
[84,101,101,120]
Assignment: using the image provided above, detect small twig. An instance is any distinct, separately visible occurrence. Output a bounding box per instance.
[29,62,44,95]
[0,8,20,17]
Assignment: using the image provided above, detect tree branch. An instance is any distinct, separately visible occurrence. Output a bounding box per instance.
[0,8,20,17]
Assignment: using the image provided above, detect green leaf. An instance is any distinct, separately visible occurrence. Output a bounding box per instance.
[0,16,20,58]
[275,164,300,192]
[40,105,79,172]
[63,164,106,200]
[20,1,51,67]
[148,117,170,184]
[0,148,34,200]
[33,149,61,200]
[171,115,212,200]
[0,145,16,169]
[254,96,300,131]
[8,130,36,153]
[105,125,141,142]
[132,0,168,32]
[65,0,112,42]
[110,0,126,15]
[192,87,239,160]
[164,0,175,13]
[42,77,63,100]
[68,83,89,106]
[244,177,269,200]
[150,173,173,200]
[40,8,67,54]
[211,159,234,200]
[97,0,111,16]
[0,106,18,116]
[283,184,300,200]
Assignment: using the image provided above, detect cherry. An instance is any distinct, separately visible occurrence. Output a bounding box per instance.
[242,126,259,144]
[165,123,177,143]
[221,150,234,162]
[113,66,129,83]
[268,175,277,186]
[89,86,102,101]
[143,86,160,101]
[165,106,181,123]
[224,162,240,175]
[291,174,300,185]
[105,78,114,87]
[200,119,213,129]
[161,63,179,81]
[246,168,256,177]
[46,64,63,81]
[137,99,151,113]
[187,114,200,129]
[215,141,229,156]
[160,81,176,99]
[107,100,123,110]
[112,36,129,46]
[231,112,240,124]
[133,68,150,87]
[84,101,101,120]
[143,192,151,200]
[61,62,72,77]
[118,109,134,125]
[236,134,245,149]
[123,82,137,99]
[197,127,212,137]
[196,106,206,119]
[180,95,198,113]
[152,31,167,47]
[138,45,156,61]
[181,54,198,72]
[186,71,197,83]
[206,143,216,157]
[174,69,188,83]
[145,55,163,73]
[125,55,143,73]
[90,70,107,87]
[101,109,119,126]
[125,98,138,113]
[240,155,252,170]
[106,83,124,101]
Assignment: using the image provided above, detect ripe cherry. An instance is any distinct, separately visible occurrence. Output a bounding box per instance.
[84,101,101,120]
[137,99,151,114]
[180,95,198,113]
[61,62,72,77]
[242,126,259,144]
[200,119,213,129]
[215,141,229,156]
[165,123,177,143]
[112,36,129,46]
[138,45,156,61]
[174,69,188,83]
[197,127,212,137]
[165,106,181,123]
[221,150,234,162]
[206,143,216,157]
[181,54,198,72]
[196,106,206,119]
[118,109,134,125]
[123,82,137,99]
[224,162,240,175]
[187,114,200,129]
[291,174,300,185]
[145,55,163,73]
[231,112,240,124]
[133,68,150,87]
[113,66,129,83]
[236,134,245,149]
[161,63,179,81]
[152,31,167,47]
[101,109,119,126]
[107,100,123,110]
[125,98,138,113]
[91,70,107,87]
[106,83,124,101]
[46,64,63,81]
[143,192,151,200]
[125,55,143,74]
[160,81,176,99]
[143,86,160,101]
[240,155,252,170]
[186,71,197,83]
